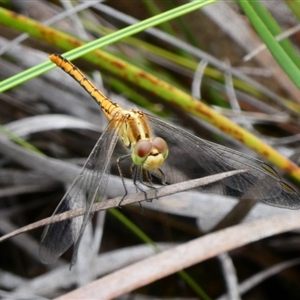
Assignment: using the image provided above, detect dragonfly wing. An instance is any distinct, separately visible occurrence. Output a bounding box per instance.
[147,115,300,209]
[40,117,122,264]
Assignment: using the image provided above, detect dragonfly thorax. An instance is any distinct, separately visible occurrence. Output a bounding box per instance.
[132,137,168,171]
[118,109,150,147]
[117,110,168,171]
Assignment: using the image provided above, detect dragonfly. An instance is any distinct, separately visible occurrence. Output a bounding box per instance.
[40,53,300,267]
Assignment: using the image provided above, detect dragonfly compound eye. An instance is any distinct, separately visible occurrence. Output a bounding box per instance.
[135,140,152,158]
[132,140,152,166]
[153,137,169,159]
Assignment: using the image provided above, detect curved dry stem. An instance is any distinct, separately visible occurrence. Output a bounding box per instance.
[55,211,300,299]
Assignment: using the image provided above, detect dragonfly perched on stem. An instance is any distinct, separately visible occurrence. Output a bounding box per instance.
[40,54,300,267]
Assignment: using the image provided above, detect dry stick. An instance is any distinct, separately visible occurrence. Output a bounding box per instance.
[0,169,246,243]
[54,210,300,300]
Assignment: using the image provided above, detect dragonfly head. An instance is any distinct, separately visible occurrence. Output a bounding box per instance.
[132,137,168,171]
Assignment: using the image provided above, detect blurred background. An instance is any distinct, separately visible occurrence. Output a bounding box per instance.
[1,0,300,299]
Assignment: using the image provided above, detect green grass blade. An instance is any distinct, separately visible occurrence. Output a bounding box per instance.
[0,0,216,92]
[238,0,300,89]
[249,0,300,68]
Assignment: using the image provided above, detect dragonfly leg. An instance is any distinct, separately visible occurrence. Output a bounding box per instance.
[117,154,165,204]
[117,154,131,207]
[132,166,149,201]
[147,168,167,200]
[152,168,167,185]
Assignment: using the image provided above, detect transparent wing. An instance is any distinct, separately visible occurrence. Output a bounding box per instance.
[146,114,300,209]
[40,117,123,264]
